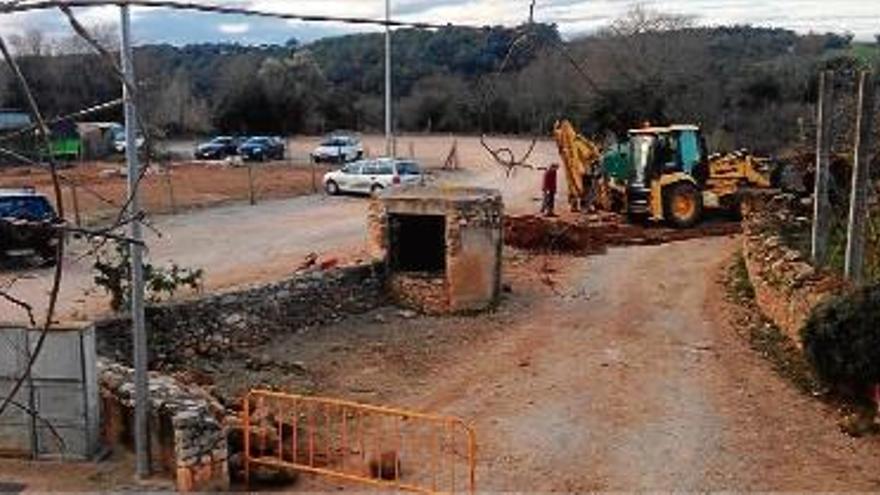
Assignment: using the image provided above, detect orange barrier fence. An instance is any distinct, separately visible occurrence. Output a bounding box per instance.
[243,390,477,493]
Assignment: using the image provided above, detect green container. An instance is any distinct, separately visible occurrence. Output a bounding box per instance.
[50,137,81,160]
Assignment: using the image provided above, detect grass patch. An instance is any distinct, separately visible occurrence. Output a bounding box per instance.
[850,43,880,66]
[729,246,880,436]
[724,251,823,396]
[728,252,755,302]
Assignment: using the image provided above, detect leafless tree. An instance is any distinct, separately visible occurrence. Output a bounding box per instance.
[603,4,696,36]
[8,28,49,57]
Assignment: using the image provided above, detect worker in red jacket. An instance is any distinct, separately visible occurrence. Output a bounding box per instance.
[541,163,559,217]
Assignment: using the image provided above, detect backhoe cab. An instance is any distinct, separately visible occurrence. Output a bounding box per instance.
[620,126,710,228]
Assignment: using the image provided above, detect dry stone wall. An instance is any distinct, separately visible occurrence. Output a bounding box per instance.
[741,193,848,345]
[388,273,450,315]
[99,359,228,492]
[95,263,386,367]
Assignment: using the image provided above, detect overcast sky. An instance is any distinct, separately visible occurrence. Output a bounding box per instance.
[0,0,877,45]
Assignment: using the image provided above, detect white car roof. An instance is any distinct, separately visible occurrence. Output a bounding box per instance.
[0,188,43,197]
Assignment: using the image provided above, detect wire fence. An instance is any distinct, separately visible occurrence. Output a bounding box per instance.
[823,72,879,282]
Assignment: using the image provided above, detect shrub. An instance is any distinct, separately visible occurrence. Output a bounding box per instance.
[801,284,880,396]
[93,242,203,312]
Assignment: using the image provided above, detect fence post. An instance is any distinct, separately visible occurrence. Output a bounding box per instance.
[812,70,834,266]
[444,138,459,170]
[69,182,82,227]
[163,162,176,214]
[247,163,256,206]
[845,71,875,285]
[311,159,318,194]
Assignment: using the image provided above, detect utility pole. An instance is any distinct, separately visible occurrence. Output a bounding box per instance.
[845,71,875,284]
[120,5,150,479]
[384,0,393,157]
[812,71,834,266]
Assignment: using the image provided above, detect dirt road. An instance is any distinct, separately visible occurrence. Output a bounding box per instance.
[4,233,877,491]
[0,136,556,324]
[279,236,880,492]
[422,237,880,491]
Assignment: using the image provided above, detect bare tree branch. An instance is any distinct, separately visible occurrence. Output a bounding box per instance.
[480,134,539,176]
[0,288,37,327]
[0,33,66,419]
[0,98,123,144]
[5,397,68,453]
[56,6,160,236]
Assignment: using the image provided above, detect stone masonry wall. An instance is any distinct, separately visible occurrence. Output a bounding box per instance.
[741,193,848,345]
[99,359,228,492]
[95,262,386,367]
[388,273,449,315]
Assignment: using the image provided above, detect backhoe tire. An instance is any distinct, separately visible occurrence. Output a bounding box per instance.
[664,182,703,229]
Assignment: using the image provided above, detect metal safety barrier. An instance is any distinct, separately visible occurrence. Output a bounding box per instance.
[243,390,477,493]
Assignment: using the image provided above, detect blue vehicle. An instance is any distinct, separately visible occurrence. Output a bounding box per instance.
[0,188,61,265]
[238,136,285,162]
[195,136,242,160]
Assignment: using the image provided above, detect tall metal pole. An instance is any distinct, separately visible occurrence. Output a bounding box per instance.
[845,71,875,285]
[384,0,392,157]
[120,5,150,478]
[812,71,834,266]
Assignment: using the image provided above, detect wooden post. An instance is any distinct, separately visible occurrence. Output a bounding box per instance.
[443,138,459,170]
[163,163,177,214]
[845,71,875,284]
[311,158,318,194]
[69,182,81,227]
[247,163,256,206]
[812,71,834,266]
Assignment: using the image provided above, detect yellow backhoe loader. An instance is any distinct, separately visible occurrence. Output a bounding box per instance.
[553,120,774,227]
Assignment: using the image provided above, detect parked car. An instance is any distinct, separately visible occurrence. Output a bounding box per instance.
[239,136,285,161]
[323,158,424,195]
[0,188,61,265]
[311,134,363,164]
[195,136,241,160]
[111,126,145,153]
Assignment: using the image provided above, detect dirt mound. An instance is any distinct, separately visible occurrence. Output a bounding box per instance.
[504,213,742,254]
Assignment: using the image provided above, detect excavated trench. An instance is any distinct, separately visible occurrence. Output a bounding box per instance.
[503,212,742,254]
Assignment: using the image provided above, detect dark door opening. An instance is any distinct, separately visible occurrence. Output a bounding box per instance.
[389,214,446,273]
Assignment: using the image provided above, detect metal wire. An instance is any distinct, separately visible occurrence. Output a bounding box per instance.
[0,0,481,30]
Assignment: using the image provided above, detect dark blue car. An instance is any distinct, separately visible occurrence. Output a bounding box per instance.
[0,189,60,265]
[239,136,285,162]
[195,136,241,160]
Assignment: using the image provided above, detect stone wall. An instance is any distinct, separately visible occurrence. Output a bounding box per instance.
[741,193,848,345]
[95,262,386,367]
[388,273,449,315]
[99,360,228,492]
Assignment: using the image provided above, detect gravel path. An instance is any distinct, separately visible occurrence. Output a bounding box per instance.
[279,236,880,491]
[390,237,880,491]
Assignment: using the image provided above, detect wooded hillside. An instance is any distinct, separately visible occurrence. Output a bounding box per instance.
[1,8,877,154]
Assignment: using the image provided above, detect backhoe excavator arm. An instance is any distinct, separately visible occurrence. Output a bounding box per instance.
[553,120,603,211]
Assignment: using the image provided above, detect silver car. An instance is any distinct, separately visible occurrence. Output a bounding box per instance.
[323,158,424,195]
[311,135,364,164]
